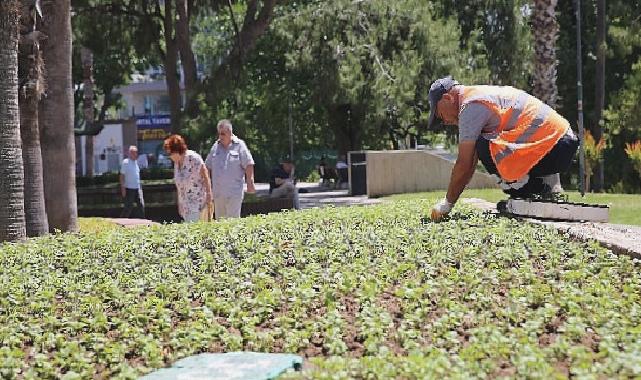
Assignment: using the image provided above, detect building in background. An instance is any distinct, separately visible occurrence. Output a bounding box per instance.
[76,66,191,176]
[75,119,138,176]
[113,75,185,167]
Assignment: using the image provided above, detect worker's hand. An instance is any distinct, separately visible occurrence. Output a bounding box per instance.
[431,198,453,221]
[121,187,126,198]
[246,182,256,194]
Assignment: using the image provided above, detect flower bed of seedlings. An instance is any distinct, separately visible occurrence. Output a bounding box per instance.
[1,199,641,379]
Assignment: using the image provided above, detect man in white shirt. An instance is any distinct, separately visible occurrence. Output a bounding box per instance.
[119,145,145,218]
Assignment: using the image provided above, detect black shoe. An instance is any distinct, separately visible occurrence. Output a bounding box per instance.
[496,200,508,213]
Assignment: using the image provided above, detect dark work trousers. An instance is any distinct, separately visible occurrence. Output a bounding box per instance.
[121,188,145,218]
[476,132,579,198]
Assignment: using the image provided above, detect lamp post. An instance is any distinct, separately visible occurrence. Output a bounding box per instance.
[575,0,586,196]
[288,98,293,161]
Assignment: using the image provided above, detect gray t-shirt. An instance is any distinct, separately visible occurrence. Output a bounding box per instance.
[458,102,500,142]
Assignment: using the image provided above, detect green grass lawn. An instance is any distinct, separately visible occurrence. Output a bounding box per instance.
[78,217,119,234]
[384,189,641,226]
[3,199,641,378]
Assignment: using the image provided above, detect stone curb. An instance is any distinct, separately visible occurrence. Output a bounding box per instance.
[462,198,641,260]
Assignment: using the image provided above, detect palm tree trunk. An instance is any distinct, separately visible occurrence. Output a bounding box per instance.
[532,0,560,108]
[20,88,49,237]
[532,0,563,192]
[19,0,48,237]
[81,46,94,177]
[0,0,26,242]
[38,0,78,232]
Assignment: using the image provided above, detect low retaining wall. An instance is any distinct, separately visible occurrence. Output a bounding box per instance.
[77,183,294,222]
[354,150,497,197]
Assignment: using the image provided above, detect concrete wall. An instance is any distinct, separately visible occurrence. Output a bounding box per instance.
[363,150,497,197]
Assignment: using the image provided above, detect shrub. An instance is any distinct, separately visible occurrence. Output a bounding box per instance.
[584,131,606,191]
[625,140,641,180]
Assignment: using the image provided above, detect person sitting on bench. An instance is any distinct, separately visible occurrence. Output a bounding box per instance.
[269,158,300,209]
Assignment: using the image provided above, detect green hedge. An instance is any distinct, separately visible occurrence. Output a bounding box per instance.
[1,200,641,378]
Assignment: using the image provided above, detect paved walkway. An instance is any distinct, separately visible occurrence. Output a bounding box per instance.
[108,218,160,228]
[254,182,382,210]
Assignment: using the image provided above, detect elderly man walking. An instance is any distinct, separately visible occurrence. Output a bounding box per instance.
[205,119,256,219]
[119,145,145,218]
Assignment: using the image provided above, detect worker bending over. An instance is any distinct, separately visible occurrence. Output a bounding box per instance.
[428,76,579,221]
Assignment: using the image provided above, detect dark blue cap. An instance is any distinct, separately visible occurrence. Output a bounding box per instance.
[427,76,459,129]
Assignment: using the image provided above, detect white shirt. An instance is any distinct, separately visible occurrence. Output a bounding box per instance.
[120,158,141,189]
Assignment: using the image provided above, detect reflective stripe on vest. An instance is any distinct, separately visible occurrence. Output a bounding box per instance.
[461,86,569,181]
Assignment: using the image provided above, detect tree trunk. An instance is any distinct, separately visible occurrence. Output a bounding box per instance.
[328,103,364,156]
[162,0,182,134]
[0,0,26,242]
[201,0,277,109]
[175,0,198,114]
[585,164,592,193]
[593,0,606,191]
[388,128,399,150]
[38,0,78,232]
[532,0,563,192]
[98,89,114,123]
[532,0,559,108]
[19,0,48,237]
[81,46,94,177]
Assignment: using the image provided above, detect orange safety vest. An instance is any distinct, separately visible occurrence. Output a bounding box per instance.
[460,85,569,181]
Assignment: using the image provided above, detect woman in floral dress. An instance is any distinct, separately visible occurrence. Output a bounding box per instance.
[163,135,213,222]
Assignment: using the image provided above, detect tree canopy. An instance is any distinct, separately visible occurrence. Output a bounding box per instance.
[72,0,641,188]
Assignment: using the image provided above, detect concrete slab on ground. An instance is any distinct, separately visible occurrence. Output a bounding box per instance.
[140,352,302,380]
[462,198,641,259]
[298,189,382,209]
[254,182,382,210]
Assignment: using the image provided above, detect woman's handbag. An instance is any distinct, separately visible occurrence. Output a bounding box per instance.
[200,201,214,221]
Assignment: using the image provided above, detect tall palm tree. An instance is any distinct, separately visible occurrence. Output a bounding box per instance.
[39,0,77,232]
[532,0,563,191]
[19,0,48,237]
[532,0,560,108]
[0,0,27,242]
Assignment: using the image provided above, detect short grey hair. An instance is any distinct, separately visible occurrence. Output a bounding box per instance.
[128,145,138,152]
[217,119,233,134]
